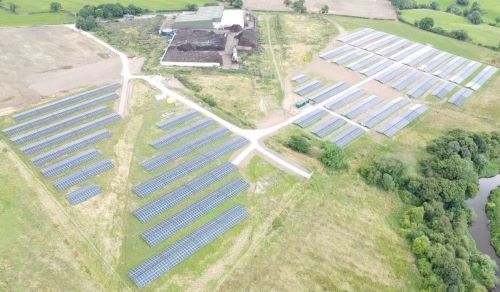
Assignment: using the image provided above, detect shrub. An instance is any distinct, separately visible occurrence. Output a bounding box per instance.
[319,142,346,170]
[185,3,198,11]
[467,10,483,24]
[292,0,307,13]
[430,1,439,10]
[417,17,434,31]
[359,157,407,191]
[456,0,468,6]
[449,29,468,40]
[320,4,329,14]
[50,2,62,12]
[412,235,431,256]
[283,0,292,6]
[285,135,310,154]
[232,0,243,8]
[446,4,462,15]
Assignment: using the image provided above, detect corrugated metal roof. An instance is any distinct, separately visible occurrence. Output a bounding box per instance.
[175,14,212,23]
[197,6,224,20]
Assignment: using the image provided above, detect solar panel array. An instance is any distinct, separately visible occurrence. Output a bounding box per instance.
[141,178,249,246]
[311,117,346,138]
[361,59,394,77]
[319,45,351,60]
[404,48,438,67]
[361,97,410,128]
[466,66,498,90]
[157,110,200,130]
[377,104,428,137]
[293,109,328,128]
[334,49,367,65]
[129,205,248,288]
[41,149,101,177]
[432,81,457,99]
[448,87,475,106]
[391,70,423,92]
[331,125,365,148]
[133,137,248,197]
[143,128,231,172]
[151,119,214,149]
[134,162,237,223]
[434,57,467,78]
[294,80,324,96]
[342,95,382,119]
[449,61,481,84]
[419,52,452,72]
[12,83,120,121]
[291,74,309,84]
[53,159,114,191]
[326,88,365,110]
[309,82,349,104]
[348,55,381,71]
[375,64,409,84]
[65,184,102,205]
[407,76,439,98]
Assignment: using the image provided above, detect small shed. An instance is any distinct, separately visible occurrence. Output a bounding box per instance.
[172,14,213,30]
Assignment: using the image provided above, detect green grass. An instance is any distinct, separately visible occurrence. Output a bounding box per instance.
[487,188,500,256]
[0,0,213,26]
[413,0,500,23]
[400,9,500,47]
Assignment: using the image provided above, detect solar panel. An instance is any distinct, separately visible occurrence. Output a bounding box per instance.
[391,70,423,91]
[449,61,481,84]
[407,75,440,98]
[347,54,381,71]
[360,59,395,77]
[133,137,248,198]
[332,49,366,65]
[31,130,112,166]
[404,48,438,67]
[293,80,324,96]
[20,114,120,154]
[2,93,118,136]
[433,56,467,78]
[326,88,365,110]
[41,149,101,177]
[338,28,374,43]
[375,64,409,84]
[418,52,452,72]
[309,82,349,103]
[10,106,109,145]
[311,117,346,138]
[349,31,386,47]
[389,44,425,62]
[376,39,411,57]
[330,125,365,148]
[151,119,215,149]
[377,104,428,137]
[141,178,249,246]
[363,35,399,52]
[432,81,457,99]
[129,205,248,288]
[134,162,237,223]
[465,66,498,90]
[143,128,230,172]
[65,184,102,205]
[12,83,120,121]
[53,159,114,191]
[157,110,200,130]
[360,97,410,128]
[448,87,475,106]
[342,95,382,119]
[291,74,309,83]
[319,45,352,60]
[293,109,328,128]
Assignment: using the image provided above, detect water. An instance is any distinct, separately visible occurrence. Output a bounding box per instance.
[466,174,500,289]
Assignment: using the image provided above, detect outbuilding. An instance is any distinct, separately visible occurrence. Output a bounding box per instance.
[172,14,213,30]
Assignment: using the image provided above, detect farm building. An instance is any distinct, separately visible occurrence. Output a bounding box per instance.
[172,14,214,30]
[171,6,244,30]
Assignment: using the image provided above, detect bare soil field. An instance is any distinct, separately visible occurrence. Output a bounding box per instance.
[244,0,396,20]
[0,26,121,112]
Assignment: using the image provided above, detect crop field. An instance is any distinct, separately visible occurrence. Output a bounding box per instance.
[413,0,500,23]
[400,9,500,47]
[0,0,213,26]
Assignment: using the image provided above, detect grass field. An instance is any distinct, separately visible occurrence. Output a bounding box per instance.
[413,0,500,23]
[0,0,213,26]
[400,9,500,47]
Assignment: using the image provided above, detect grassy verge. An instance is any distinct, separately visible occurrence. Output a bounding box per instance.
[487,188,500,256]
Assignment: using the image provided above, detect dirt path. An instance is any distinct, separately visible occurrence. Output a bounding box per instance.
[1,141,132,291]
[265,17,284,93]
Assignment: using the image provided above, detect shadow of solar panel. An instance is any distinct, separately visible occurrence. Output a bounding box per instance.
[331,125,365,148]
[41,149,100,177]
[157,110,200,130]
[361,59,395,77]
[449,62,481,84]
[53,159,114,191]
[65,184,102,205]
[392,70,422,91]
[309,82,349,104]
[343,96,382,119]
[143,128,230,172]
[291,74,309,83]
[12,83,120,121]
[432,81,457,99]
[311,117,346,138]
[11,106,109,145]
[448,88,475,106]
[21,114,120,154]
[389,44,425,62]
[133,137,248,198]
[2,93,119,136]
[141,178,249,246]
[293,109,328,128]
[151,119,214,149]
[347,55,381,71]
[129,205,248,288]
[31,130,112,166]
[338,28,373,43]
[134,163,237,223]
[293,80,323,96]
[466,66,498,90]
[407,76,439,98]
[326,88,365,110]
[377,104,428,137]
[319,45,351,60]
[361,97,410,128]
[375,65,408,84]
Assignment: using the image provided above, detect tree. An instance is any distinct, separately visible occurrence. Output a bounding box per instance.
[456,0,468,6]
[292,0,307,13]
[412,235,430,256]
[8,2,18,13]
[285,135,310,154]
[50,2,62,12]
[446,4,462,15]
[233,0,243,8]
[430,1,439,10]
[76,16,97,31]
[185,3,198,11]
[319,142,345,170]
[467,10,482,24]
[283,0,292,6]
[320,4,329,14]
[417,17,434,31]
[495,16,500,25]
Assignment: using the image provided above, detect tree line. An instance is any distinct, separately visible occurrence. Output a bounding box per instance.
[76,3,148,31]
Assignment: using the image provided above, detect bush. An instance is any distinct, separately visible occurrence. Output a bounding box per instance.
[285,135,310,154]
[283,0,292,6]
[50,2,62,12]
[456,0,469,6]
[446,4,462,15]
[467,10,483,24]
[292,0,306,13]
[449,29,468,40]
[430,1,439,10]
[359,157,407,191]
[319,4,329,14]
[319,142,346,170]
[76,16,97,31]
[417,17,434,30]
[232,0,243,8]
[185,3,198,11]
[412,235,431,256]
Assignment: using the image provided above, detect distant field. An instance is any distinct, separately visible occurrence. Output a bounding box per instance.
[400,9,500,47]
[413,0,500,23]
[0,0,212,26]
